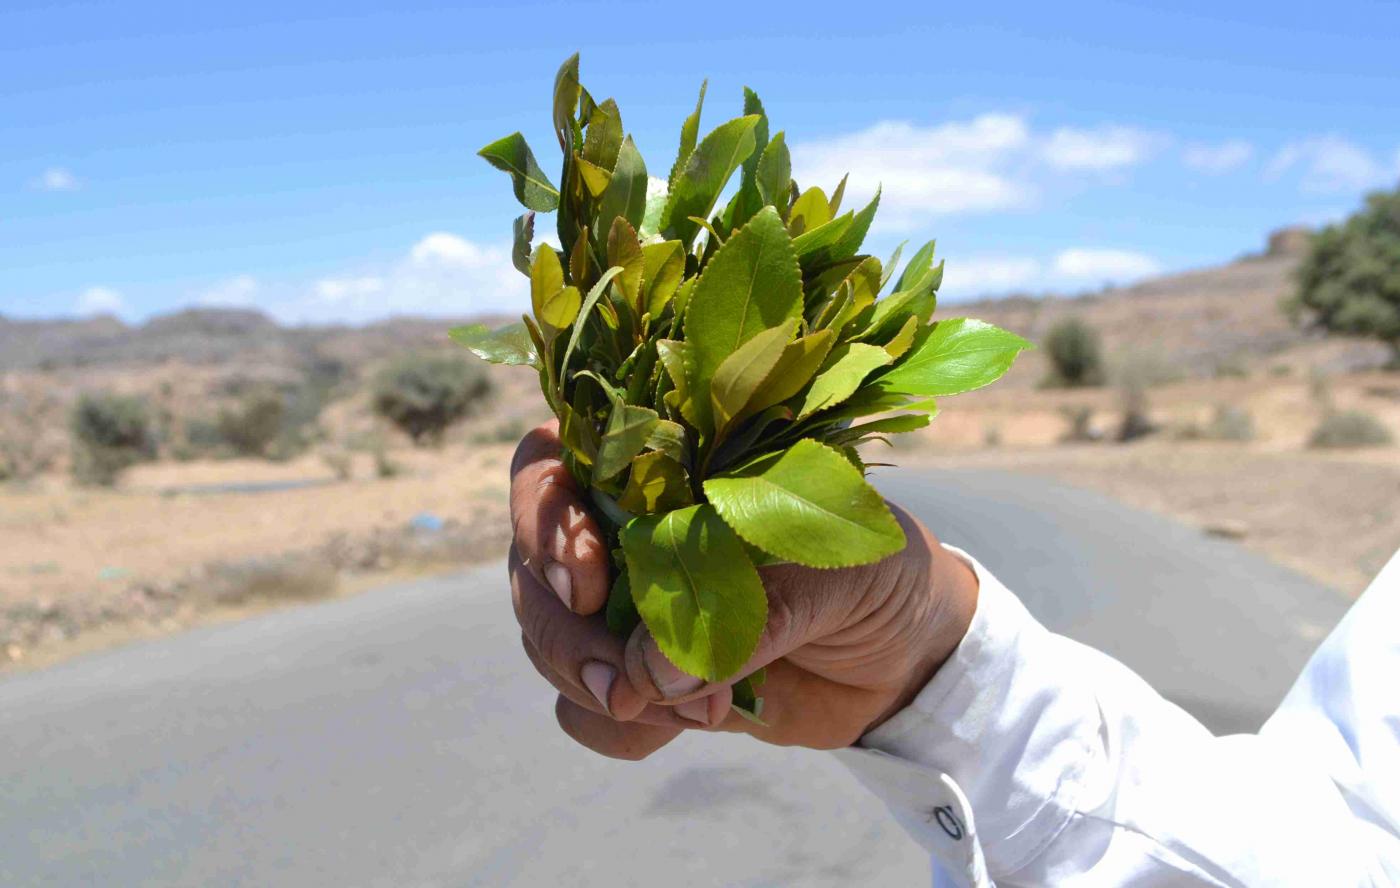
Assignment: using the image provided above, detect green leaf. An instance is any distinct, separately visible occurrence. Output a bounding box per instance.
[828,174,848,216]
[597,136,648,243]
[741,330,835,418]
[641,240,685,318]
[825,411,933,445]
[684,206,804,431]
[877,318,1033,397]
[730,673,767,725]
[552,53,581,149]
[881,241,907,290]
[560,266,626,378]
[756,132,791,218]
[791,211,854,265]
[576,156,611,198]
[894,240,937,293]
[787,186,831,236]
[594,404,658,482]
[662,115,762,248]
[798,343,893,418]
[605,568,640,637]
[704,439,905,568]
[449,322,537,366]
[709,319,797,437]
[884,315,920,358]
[558,399,599,466]
[617,450,693,514]
[478,133,560,212]
[640,180,668,240]
[529,246,568,330]
[511,212,535,276]
[831,188,880,261]
[723,87,770,232]
[622,504,767,682]
[644,419,689,466]
[606,217,645,311]
[582,98,623,170]
[655,339,700,428]
[668,80,707,187]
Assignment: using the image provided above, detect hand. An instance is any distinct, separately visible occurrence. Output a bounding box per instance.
[508,421,979,760]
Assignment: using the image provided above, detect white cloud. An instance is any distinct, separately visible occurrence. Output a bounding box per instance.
[1053,248,1160,282]
[268,232,525,324]
[1042,126,1160,171]
[1266,136,1396,194]
[196,274,259,307]
[76,286,125,317]
[32,167,80,191]
[943,256,1042,296]
[1182,140,1255,173]
[792,115,1034,228]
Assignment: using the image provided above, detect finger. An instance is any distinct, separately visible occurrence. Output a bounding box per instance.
[623,505,933,706]
[520,632,683,728]
[555,695,683,761]
[510,545,648,721]
[508,422,610,615]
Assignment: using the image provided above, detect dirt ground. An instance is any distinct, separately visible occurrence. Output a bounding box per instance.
[4,363,1399,671]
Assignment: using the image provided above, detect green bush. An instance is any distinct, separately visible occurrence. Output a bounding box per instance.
[217,390,285,457]
[1042,317,1105,387]
[1292,186,1400,363]
[372,353,491,446]
[1308,410,1392,449]
[70,393,156,485]
[1205,404,1255,441]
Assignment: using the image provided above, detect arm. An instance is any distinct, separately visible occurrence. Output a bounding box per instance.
[838,547,1400,886]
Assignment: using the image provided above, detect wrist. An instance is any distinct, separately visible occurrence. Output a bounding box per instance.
[863,543,980,735]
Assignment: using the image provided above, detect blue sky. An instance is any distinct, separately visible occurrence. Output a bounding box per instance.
[4,0,1399,325]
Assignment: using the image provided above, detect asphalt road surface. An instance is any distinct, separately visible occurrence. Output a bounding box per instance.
[0,469,1352,887]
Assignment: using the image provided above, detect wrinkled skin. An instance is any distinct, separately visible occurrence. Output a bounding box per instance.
[508,421,979,760]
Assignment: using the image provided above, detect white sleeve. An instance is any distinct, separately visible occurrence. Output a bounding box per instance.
[832,546,1400,887]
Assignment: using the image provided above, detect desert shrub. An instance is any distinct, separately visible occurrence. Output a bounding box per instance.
[1308,410,1392,449]
[1041,318,1104,387]
[1291,186,1400,364]
[1059,405,1097,443]
[217,390,285,457]
[1205,404,1255,441]
[70,392,156,485]
[320,448,353,481]
[1212,356,1250,379]
[1116,377,1156,442]
[372,353,491,446]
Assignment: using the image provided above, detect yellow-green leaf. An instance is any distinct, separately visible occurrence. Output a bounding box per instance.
[529,246,566,329]
[641,240,685,317]
[662,115,761,248]
[798,343,893,418]
[622,504,767,682]
[704,439,904,568]
[709,319,797,438]
[878,318,1033,397]
[617,451,693,514]
[478,132,560,213]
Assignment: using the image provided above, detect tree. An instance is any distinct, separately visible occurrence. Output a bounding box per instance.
[372,353,491,445]
[217,389,285,457]
[1042,317,1105,387]
[1292,185,1400,363]
[70,392,156,485]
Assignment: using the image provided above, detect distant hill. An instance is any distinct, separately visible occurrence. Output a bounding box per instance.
[0,226,1364,382]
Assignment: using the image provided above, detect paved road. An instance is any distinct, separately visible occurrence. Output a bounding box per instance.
[0,470,1351,887]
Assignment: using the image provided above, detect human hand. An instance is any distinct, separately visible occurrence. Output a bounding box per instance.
[508,421,979,759]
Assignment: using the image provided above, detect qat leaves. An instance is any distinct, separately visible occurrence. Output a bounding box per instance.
[704,439,904,568]
[594,404,658,482]
[662,115,762,248]
[512,212,535,276]
[709,319,797,438]
[617,450,693,514]
[449,322,537,366]
[597,137,648,243]
[622,504,767,682]
[798,343,893,418]
[877,319,1033,397]
[479,133,561,212]
[756,132,791,218]
[684,207,804,431]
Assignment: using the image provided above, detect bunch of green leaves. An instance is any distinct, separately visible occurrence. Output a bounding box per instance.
[454,54,1031,719]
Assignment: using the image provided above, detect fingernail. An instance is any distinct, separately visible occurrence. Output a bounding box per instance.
[580,660,615,715]
[545,562,573,609]
[674,696,712,726]
[642,634,704,699]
